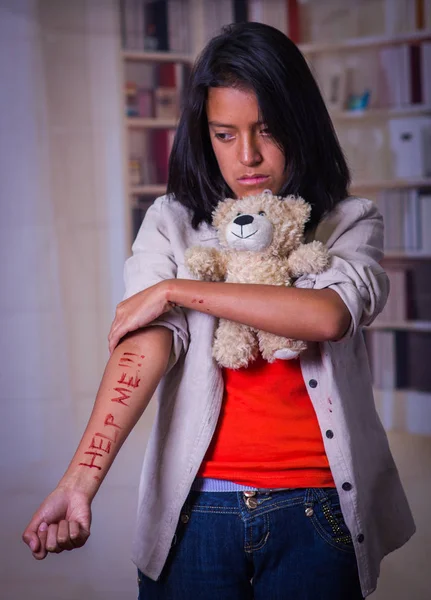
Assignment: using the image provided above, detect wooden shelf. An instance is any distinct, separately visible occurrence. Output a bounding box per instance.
[351,177,431,191]
[299,29,431,55]
[126,117,178,129]
[383,251,431,260]
[368,320,431,333]
[331,105,431,121]
[122,50,194,63]
[130,184,166,196]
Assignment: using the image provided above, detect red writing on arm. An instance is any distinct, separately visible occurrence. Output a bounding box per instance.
[119,353,145,368]
[79,451,103,470]
[88,429,120,454]
[111,387,132,406]
[104,413,122,429]
[80,355,142,472]
[118,358,133,368]
[117,372,141,388]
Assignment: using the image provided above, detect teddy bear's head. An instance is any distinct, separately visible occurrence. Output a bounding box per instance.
[212,192,311,256]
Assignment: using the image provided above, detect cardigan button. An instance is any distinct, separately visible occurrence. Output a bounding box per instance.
[326,430,334,439]
[357,533,365,543]
[309,379,318,388]
[342,482,353,491]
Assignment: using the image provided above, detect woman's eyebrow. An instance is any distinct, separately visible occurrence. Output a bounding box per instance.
[208,120,265,127]
[208,121,236,128]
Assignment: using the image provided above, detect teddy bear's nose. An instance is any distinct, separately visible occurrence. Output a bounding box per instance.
[234,215,254,226]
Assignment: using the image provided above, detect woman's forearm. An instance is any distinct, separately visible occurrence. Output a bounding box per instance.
[167,280,351,342]
[57,326,172,501]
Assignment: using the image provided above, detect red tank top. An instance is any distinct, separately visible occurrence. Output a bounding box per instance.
[198,354,335,488]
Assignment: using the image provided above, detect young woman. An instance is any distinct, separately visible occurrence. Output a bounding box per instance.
[23,22,415,599]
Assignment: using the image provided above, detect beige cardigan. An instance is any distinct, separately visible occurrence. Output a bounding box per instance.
[123,194,415,597]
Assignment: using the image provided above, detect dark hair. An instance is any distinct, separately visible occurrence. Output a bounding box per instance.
[167,21,351,230]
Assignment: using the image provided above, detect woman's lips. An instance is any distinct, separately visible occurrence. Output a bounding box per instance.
[237,175,270,185]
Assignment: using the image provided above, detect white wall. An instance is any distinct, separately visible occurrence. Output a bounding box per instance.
[0,1,156,598]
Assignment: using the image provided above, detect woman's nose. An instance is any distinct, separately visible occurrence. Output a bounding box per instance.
[238,136,262,166]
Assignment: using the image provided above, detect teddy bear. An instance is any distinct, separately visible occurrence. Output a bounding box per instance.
[184,190,330,369]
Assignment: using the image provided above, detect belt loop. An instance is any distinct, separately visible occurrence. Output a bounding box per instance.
[304,488,314,506]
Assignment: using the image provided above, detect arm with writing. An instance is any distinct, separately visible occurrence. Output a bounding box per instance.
[22,326,172,559]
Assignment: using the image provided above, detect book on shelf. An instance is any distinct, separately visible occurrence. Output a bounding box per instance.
[120,0,145,51]
[125,56,187,119]
[149,62,177,180]
[409,261,431,320]
[312,39,431,113]
[129,157,143,185]
[376,188,431,253]
[167,0,191,53]
[129,129,156,183]
[421,42,431,105]
[153,61,179,118]
[120,0,191,53]
[419,191,431,252]
[144,0,169,51]
[297,0,430,43]
[154,87,179,118]
[366,328,431,393]
[376,260,431,320]
[125,81,140,117]
[297,0,355,43]
[388,116,431,178]
[248,0,289,34]
[125,80,155,118]
[384,0,431,35]
[233,0,248,23]
[406,332,431,391]
[149,128,175,183]
[202,0,234,42]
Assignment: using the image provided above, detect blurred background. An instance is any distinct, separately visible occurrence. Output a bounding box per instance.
[0,1,430,598]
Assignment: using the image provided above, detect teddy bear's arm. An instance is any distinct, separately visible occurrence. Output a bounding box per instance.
[184,246,228,281]
[286,241,330,277]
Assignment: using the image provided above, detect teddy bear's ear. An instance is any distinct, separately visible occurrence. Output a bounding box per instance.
[282,195,311,224]
[212,198,237,228]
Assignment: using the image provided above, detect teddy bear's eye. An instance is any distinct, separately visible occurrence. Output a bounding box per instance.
[258,211,266,216]
[236,212,242,216]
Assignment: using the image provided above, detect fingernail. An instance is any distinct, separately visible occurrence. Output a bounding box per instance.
[39,522,48,532]
[30,540,37,551]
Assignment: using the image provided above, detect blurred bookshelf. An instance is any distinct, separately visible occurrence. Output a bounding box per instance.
[122,50,194,63]
[299,28,431,55]
[119,0,431,432]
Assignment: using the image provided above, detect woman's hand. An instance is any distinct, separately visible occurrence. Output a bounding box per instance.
[22,487,91,559]
[108,281,175,353]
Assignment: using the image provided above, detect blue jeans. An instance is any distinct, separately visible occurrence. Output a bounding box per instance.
[137,487,363,599]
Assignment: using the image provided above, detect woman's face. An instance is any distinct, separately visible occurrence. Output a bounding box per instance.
[206,86,288,198]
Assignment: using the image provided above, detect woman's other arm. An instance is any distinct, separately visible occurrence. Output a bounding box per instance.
[22,326,172,559]
[108,198,389,349]
[168,282,349,341]
[109,281,349,351]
